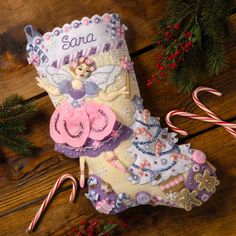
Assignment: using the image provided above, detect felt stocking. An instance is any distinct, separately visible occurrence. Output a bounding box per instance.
[25,13,219,214]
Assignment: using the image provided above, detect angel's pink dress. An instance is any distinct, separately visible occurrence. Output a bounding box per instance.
[50,80,132,158]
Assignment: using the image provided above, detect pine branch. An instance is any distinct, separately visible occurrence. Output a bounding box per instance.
[204,35,225,75]
[0,133,34,156]
[1,103,36,124]
[169,47,203,91]
[1,94,24,108]
[0,94,37,157]
[0,95,37,125]
[0,121,26,134]
[151,0,233,91]
[167,0,196,20]
[169,65,197,92]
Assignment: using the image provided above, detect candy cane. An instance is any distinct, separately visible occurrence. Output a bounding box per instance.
[165,87,236,137]
[116,193,130,208]
[135,127,152,139]
[138,160,151,176]
[171,153,190,161]
[155,140,166,156]
[192,86,236,136]
[27,174,78,233]
[166,110,236,136]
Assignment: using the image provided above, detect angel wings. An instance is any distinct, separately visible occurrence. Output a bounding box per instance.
[43,64,122,93]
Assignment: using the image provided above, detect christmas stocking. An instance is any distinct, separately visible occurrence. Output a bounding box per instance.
[25,13,219,214]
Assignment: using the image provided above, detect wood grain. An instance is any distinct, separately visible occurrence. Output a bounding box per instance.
[0,1,235,236]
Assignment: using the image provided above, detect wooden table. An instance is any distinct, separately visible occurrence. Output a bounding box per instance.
[0,1,236,235]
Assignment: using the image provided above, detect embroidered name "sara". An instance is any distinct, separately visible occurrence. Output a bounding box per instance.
[62,33,97,50]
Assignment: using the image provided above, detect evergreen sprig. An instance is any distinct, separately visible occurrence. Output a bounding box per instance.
[151,0,234,91]
[0,94,37,157]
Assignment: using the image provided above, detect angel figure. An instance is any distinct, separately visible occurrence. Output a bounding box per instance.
[36,57,132,173]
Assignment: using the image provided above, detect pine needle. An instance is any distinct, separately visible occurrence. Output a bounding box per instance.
[0,133,34,156]
[0,94,37,157]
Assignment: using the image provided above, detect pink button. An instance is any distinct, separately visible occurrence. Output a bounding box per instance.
[192,150,207,164]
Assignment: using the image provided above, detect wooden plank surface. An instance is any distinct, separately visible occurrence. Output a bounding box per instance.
[0,1,236,236]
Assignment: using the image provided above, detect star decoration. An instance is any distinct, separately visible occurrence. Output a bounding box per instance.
[194,169,220,193]
[101,182,113,194]
[177,188,202,211]
[166,191,178,201]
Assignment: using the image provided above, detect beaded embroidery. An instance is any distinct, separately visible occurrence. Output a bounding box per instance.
[91,109,109,133]
[63,120,83,138]
[54,113,60,135]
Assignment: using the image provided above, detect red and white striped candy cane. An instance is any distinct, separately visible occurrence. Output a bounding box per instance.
[135,127,152,140]
[155,140,166,156]
[166,110,236,136]
[192,86,236,137]
[171,153,190,161]
[165,87,236,137]
[27,174,78,233]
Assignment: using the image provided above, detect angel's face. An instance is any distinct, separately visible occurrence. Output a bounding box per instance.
[75,63,90,80]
